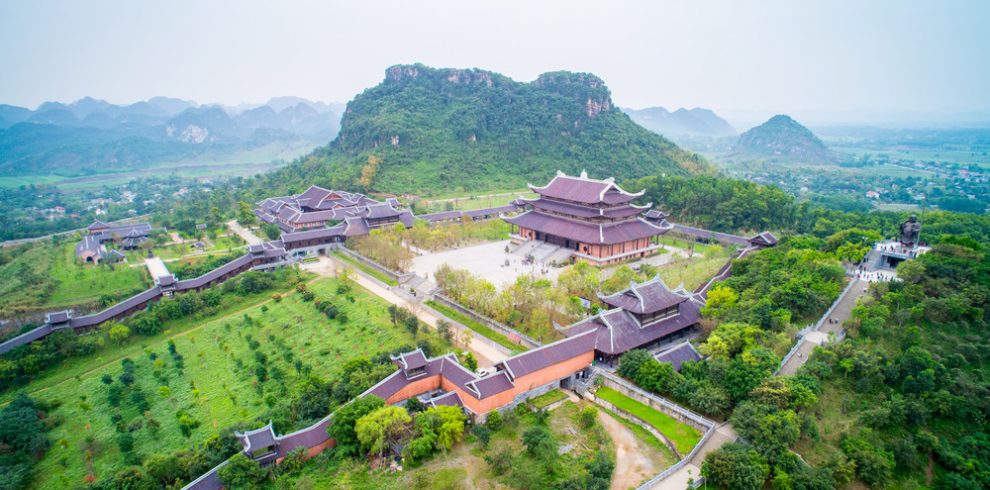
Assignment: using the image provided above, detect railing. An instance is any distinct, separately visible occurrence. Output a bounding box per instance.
[638,424,718,490]
[811,278,858,332]
[431,293,541,349]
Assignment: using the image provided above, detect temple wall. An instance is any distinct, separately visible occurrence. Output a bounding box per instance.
[384,375,442,404]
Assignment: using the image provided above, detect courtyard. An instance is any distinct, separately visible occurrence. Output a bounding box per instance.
[411,239,566,290]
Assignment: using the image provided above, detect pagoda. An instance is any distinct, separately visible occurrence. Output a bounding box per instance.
[505,170,671,265]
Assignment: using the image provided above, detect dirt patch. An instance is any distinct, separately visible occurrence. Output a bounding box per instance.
[598,410,661,490]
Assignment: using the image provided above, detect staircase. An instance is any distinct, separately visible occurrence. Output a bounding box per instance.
[544,247,574,265]
[511,239,542,258]
[530,242,560,262]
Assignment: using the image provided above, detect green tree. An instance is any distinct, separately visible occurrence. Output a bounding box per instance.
[702,443,769,490]
[107,322,131,344]
[356,406,412,459]
[327,395,385,457]
[218,453,268,489]
[522,425,556,458]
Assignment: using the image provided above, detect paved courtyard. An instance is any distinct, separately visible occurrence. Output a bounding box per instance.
[410,240,566,290]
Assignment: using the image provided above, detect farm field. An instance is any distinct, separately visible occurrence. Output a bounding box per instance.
[21,276,449,489]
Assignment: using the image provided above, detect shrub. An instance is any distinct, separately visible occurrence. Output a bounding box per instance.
[579,406,598,429]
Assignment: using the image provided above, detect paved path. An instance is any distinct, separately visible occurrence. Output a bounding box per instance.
[144,257,171,279]
[301,256,509,367]
[226,219,263,245]
[650,423,737,490]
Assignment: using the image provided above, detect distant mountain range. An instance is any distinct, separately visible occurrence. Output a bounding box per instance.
[734,114,837,163]
[255,64,710,194]
[0,97,342,176]
[623,106,736,138]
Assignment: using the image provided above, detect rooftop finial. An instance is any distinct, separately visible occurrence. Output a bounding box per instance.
[580,169,588,179]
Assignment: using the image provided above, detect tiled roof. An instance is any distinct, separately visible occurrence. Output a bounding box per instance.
[237,423,277,452]
[505,211,668,245]
[749,231,778,247]
[464,205,517,218]
[429,391,469,412]
[392,349,428,371]
[174,254,254,290]
[562,301,701,355]
[75,235,102,257]
[599,276,688,314]
[46,310,70,324]
[419,210,462,222]
[70,286,163,329]
[467,371,514,398]
[280,224,346,244]
[671,224,750,246]
[529,171,643,205]
[654,342,702,371]
[498,330,597,379]
[88,220,110,230]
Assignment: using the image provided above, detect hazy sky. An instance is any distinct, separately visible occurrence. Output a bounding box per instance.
[2,0,989,124]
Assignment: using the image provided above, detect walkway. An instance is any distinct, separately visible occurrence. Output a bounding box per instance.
[650,423,738,490]
[144,257,171,279]
[301,256,509,367]
[226,219,263,245]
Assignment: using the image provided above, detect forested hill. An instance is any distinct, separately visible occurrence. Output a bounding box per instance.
[735,114,837,164]
[260,64,710,195]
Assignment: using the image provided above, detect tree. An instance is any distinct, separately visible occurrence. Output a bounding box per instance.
[218,453,268,489]
[237,202,256,225]
[579,406,598,429]
[617,349,651,380]
[471,424,491,448]
[107,322,131,344]
[461,352,478,372]
[327,396,385,457]
[702,443,769,490]
[404,316,419,336]
[405,396,425,414]
[522,425,556,457]
[356,406,412,459]
[731,401,800,464]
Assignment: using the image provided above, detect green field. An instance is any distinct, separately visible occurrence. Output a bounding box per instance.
[332,251,399,286]
[425,299,525,354]
[0,240,152,318]
[23,276,444,489]
[595,386,701,455]
[0,175,68,188]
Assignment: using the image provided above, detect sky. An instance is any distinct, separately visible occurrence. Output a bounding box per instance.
[2,0,989,125]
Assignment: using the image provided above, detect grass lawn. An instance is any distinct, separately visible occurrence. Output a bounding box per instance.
[528,388,568,409]
[332,251,399,286]
[595,386,702,455]
[425,299,525,354]
[24,276,447,489]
